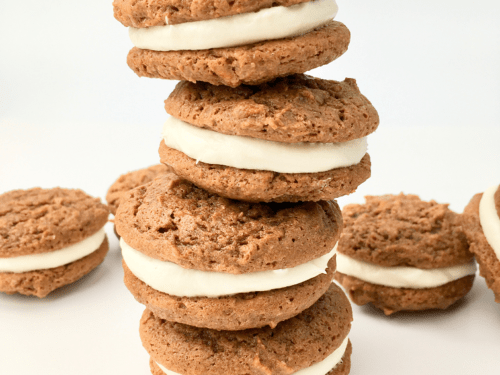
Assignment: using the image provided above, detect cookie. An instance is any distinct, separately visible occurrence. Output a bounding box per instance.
[334,194,476,315]
[0,188,109,297]
[462,185,500,302]
[140,283,352,375]
[164,75,379,144]
[127,21,350,87]
[106,164,170,215]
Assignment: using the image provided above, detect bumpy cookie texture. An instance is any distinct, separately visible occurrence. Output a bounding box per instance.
[0,188,109,258]
[335,273,475,315]
[463,190,500,302]
[148,341,352,375]
[338,194,473,268]
[123,257,335,331]
[140,283,352,375]
[114,0,310,27]
[0,238,109,298]
[159,142,371,203]
[116,173,342,273]
[127,21,350,87]
[165,75,379,143]
[106,164,170,215]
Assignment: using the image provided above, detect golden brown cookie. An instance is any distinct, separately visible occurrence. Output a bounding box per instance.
[165,75,379,144]
[123,256,335,331]
[114,0,310,27]
[140,283,353,375]
[127,21,350,87]
[159,142,371,203]
[462,187,500,302]
[115,173,343,273]
[0,188,109,297]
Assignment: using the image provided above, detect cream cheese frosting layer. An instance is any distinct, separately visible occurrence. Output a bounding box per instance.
[121,238,337,298]
[156,337,349,375]
[336,252,477,289]
[162,117,367,174]
[0,229,106,273]
[129,0,338,51]
[479,184,500,260]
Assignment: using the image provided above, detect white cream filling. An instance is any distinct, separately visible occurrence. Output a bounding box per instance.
[162,117,367,174]
[0,229,106,273]
[336,252,477,289]
[121,238,336,298]
[479,184,500,261]
[129,0,338,51]
[156,336,349,375]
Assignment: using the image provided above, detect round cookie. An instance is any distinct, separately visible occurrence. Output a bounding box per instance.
[0,188,109,297]
[164,75,379,144]
[114,0,311,27]
[140,283,353,375]
[159,142,371,203]
[123,256,336,331]
[106,164,170,215]
[334,194,476,315]
[127,21,350,87]
[462,186,500,302]
[115,173,343,273]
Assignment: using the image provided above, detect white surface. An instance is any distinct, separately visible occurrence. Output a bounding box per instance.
[0,0,499,374]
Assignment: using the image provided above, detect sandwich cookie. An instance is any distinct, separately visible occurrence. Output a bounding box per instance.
[463,184,500,302]
[0,188,109,298]
[117,0,350,86]
[334,194,476,315]
[115,173,343,330]
[160,75,378,203]
[140,283,353,375]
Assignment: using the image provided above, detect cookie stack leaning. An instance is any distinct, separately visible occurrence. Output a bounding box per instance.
[113,0,379,374]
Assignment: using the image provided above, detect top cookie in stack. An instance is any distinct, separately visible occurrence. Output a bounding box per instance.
[113,0,350,86]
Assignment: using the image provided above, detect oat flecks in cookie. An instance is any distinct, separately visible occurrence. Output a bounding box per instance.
[115,173,342,274]
[113,0,310,27]
[0,188,109,258]
[165,74,379,144]
[339,194,473,269]
[127,21,350,87]
[140,283,352,375]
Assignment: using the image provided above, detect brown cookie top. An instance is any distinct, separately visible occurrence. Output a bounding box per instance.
[115,173,342,274]
[106,164,170,215]
[127,21,350,87]
[114,0,310,27]
[338,194,473,269]
[140,283,352,375]
[165,74,379,144]
[0,188,109,258]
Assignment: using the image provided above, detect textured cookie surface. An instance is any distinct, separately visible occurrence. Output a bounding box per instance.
[335,273,475,315]
[159,142,371,203]
[124,257,335,331]
[116,173,342,273]
[0,188,109,258]
[127,21,350,87]
[0,238,109,298]
[165,75,379,143]
[140,283,352,375]
[114,0,310,27]
[338,194,473,268]
[463,190,500,302]
[106,164,170,215]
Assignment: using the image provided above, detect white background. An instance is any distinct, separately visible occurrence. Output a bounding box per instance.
[0,0,499,374]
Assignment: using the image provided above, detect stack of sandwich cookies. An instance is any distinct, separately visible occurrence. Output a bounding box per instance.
[115,173,342,330]
[114,0,350,86]
[0,188,109,298]
[334,194,477,315]
[463,184,500,302]
[160,74,378,202]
